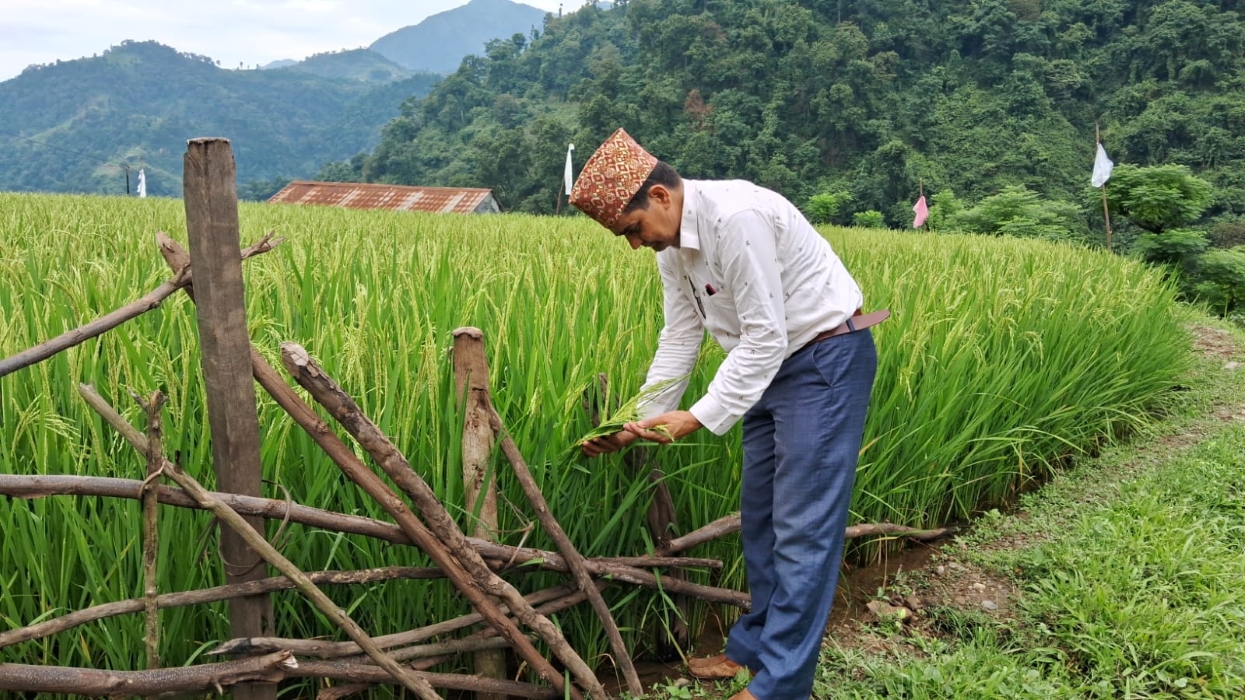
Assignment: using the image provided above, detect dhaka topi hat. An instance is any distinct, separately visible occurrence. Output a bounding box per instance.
[569,128,658,229]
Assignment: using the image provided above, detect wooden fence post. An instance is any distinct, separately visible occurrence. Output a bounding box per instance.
[183,137,276,700]
[452,327,507,700]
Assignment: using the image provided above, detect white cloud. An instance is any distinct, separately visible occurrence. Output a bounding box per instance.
[0,0,565,81]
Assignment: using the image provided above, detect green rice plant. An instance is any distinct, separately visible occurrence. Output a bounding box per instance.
[0,193,1190,692]
[572,375,687,448]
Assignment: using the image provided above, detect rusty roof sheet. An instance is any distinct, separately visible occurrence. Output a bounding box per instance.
[268,180,497,214]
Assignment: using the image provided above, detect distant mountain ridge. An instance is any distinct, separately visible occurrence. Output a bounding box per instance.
[371,0,549,74]
[0,41,439,196]
[0,0,554,196]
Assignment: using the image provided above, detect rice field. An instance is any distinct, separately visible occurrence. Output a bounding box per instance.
[0,192,1191,686]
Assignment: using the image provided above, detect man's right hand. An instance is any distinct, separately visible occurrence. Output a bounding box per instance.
[581,430,639,458]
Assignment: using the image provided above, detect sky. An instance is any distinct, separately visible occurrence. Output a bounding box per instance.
[0,0,567,83]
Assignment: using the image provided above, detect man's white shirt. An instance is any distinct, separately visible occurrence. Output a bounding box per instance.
[637,180,864,435]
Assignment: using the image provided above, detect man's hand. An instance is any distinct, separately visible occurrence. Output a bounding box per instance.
[624,410,703,445]
[581,429,639,458]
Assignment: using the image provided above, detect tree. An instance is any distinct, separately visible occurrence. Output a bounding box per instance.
[1105,164,1213,233]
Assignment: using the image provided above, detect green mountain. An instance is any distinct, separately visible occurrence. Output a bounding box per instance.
[0,41,440,197]
[370,0,550,74]
[275,48,413,82]
[332,0,1245,230]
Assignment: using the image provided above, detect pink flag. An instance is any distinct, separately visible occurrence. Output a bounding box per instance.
[912,195,928,228]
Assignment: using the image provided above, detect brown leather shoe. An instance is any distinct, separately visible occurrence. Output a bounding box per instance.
[686,653,728,672]
[687,654,753,680]
[728,689,758,700]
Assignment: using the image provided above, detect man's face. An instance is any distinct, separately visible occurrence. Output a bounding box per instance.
[610,185,680,252]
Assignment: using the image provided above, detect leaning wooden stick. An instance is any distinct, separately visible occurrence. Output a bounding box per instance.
[0,651,297,697]
[78,390,441,700]
[490,403,643,696]
[133,389,167,672]
[281,342,606,700]
[158,234,582,700]
[0,232,280,379]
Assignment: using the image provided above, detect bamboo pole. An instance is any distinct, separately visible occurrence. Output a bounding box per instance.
[281,342,605,700]
[489,404,644,696]
[451,327,506,699]
[157,235,579,699]
[78,388,441,700]
[1096,123,1114,252]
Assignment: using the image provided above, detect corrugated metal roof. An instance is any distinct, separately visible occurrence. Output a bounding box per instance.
[268,180,499,214]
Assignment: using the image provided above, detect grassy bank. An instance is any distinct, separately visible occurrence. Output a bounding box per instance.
[796,319,1245,699]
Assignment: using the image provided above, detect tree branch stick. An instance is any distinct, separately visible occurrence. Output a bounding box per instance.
[77,389,440,700]
[134,389,167,672]
[209,582,577,658]
[0,474,726,576]
[281,342,604,699]
[0,651,296,697]
[314,581,606,700]
[158,464,438,699]
[154,235,577,698]
[0,567,442,650]
[0,233,280,379]
[293,664,559,700]
[659,512,955,555]
[490,405,643,696]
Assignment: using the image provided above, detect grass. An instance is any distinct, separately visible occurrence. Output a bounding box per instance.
[771,318,1245,700]
[0,193,1194,690]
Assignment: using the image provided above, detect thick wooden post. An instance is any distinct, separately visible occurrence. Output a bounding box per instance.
[452,327,506,700]
[183,138,276,700]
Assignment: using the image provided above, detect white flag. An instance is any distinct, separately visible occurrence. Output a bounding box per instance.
[564,143,575,194]
[136,169,147,198]
[1091,143,1113,188]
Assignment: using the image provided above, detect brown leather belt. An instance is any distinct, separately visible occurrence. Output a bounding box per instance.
[800,309,891,353]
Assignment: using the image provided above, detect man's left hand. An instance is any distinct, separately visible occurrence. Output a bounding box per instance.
[623,410,703,445]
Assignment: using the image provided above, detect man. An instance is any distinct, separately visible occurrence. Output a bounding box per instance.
[574,129,884,700]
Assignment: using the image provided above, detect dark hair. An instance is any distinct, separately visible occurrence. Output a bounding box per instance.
[623,160,682,213]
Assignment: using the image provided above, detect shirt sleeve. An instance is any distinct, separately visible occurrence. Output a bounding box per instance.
[689,209,789,435]
[637,250,704,420]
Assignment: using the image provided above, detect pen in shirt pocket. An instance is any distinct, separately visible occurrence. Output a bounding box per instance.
[705,283,717,296]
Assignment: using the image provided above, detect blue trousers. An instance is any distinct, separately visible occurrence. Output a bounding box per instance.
[723,329,877,700]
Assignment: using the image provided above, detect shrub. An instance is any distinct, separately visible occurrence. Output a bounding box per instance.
[805,190,851,225]
[1131,228,1210,269]
[853,210,886,228]
[951,185,1085,240]
[1193,246,1245,314]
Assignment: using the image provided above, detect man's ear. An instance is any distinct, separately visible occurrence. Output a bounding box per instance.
[648,184,672,207]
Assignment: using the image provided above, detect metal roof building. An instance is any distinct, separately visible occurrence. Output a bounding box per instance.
[268,180,501,214]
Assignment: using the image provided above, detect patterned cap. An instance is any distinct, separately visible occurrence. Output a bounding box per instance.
[569,128,658,229]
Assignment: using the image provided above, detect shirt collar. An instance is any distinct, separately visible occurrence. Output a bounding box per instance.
[678,180,700,251]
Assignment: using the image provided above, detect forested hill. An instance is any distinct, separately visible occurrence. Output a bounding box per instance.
[0,41,440,197]
[330,0,1245,228]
